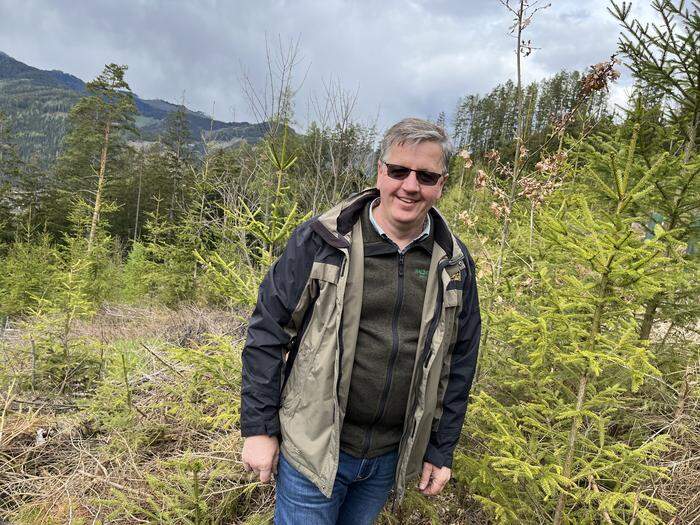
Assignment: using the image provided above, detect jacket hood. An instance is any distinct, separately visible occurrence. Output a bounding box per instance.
[310,188,463,260]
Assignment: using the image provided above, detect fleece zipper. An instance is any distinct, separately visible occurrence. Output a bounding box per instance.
[360,251,406,457]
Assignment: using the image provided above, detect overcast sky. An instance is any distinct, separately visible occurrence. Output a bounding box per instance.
[0,0,657,132]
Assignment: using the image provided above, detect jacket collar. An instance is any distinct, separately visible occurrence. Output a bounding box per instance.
[310,188,463,262]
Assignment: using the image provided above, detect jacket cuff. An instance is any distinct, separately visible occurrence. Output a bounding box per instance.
[423,442,454,469]
[240,415,281,438]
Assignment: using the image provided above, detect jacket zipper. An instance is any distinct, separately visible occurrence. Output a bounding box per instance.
[361,251,405,457]
[393,254,464,499]
[335,256,348,421]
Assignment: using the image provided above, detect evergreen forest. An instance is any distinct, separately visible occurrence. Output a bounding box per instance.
[0,1,698,523]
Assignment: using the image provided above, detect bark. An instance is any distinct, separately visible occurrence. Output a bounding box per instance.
[88,120,111,252]
[133,159,143,242]
[639,293,661,341]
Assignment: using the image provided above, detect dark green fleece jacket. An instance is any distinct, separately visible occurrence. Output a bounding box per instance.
[340,201,433,458]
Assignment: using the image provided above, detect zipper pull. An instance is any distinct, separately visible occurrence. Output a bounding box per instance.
[398,254,405,277]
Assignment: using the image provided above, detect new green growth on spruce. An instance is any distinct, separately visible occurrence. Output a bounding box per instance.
[196,127,311,307]
[456,126,675,524]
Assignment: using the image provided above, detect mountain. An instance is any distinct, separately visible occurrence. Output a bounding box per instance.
[0,51,268,165]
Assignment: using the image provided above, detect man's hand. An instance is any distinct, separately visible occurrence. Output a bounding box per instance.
[242,435,279,482]
[418,461,451,496]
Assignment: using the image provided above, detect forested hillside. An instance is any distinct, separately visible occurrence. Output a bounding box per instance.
[452,70,611,158]
[0,51,268,165]
[0,1,698,524]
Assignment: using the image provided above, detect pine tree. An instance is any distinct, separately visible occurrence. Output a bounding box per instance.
[0,111,24,239]
[163,104,194,222]
[610,0,700,339]
[56,64,137,251]
[197,129,310,306]
[610,0,699,158]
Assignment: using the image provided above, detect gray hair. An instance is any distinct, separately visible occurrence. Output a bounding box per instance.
[379,117,454,172]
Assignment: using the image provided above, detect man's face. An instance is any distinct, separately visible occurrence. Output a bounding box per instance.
[376,141,446,231]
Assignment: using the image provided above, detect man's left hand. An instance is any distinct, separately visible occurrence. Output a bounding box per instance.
[418,461,451,496]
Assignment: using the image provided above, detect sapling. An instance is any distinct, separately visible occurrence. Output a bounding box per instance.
[456,126,675,524]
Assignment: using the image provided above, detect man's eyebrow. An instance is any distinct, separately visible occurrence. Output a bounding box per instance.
[387,162,442,173]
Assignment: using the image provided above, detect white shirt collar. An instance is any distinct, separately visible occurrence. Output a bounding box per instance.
[368,197,431,252]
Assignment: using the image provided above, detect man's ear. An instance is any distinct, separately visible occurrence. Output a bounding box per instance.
[433,173,447,199]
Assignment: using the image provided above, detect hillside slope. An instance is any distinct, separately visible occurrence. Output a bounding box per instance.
[0,51,268,164]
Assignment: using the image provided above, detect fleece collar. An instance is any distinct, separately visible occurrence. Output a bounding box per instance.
[310,188,461,260]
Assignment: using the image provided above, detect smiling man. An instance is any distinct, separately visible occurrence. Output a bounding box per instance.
[240,118,481,524]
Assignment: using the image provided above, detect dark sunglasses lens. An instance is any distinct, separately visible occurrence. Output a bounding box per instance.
[385,163,441,185]
[387,165,411,179]
[416,171,441,186]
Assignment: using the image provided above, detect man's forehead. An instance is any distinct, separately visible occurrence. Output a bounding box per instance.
[384,141,445,168]
[387,139,441,151]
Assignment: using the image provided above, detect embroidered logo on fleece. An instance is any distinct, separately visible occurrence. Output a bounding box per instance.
[415,268,429,279]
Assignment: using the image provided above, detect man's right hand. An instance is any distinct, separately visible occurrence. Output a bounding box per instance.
[241,435,279,482]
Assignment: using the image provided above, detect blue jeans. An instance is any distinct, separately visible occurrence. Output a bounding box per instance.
[274,448,398,525]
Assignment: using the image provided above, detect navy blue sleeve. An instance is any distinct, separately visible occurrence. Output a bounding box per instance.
[240,223,317,437]
[423,248,481,468]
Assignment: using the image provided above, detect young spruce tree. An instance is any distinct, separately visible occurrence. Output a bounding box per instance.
[456,126,675,524]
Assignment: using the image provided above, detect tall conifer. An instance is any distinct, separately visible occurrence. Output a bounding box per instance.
[57,64,137,251]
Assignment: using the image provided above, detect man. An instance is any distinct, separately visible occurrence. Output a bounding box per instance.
[240,118,481,524]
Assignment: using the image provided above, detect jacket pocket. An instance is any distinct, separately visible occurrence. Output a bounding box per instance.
[281,263,340,413]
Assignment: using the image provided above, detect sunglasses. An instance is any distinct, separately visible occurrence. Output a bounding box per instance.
[382,161,445,186]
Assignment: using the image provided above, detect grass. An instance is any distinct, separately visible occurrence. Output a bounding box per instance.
[0,304,489,524]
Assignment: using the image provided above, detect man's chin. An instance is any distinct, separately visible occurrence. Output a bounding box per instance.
[390,211,426,229]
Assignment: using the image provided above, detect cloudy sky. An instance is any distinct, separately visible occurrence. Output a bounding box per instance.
[0,0,656,132]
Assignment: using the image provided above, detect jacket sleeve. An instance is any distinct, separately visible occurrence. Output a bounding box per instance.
[240,223,317,437]
[423,249,481,468]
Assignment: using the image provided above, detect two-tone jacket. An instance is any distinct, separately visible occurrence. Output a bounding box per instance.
[240,188,481,501]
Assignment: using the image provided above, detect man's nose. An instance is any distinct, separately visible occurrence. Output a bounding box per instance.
[402,170,421,192]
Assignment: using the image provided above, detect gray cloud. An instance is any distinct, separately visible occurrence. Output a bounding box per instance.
[0,0,657,133]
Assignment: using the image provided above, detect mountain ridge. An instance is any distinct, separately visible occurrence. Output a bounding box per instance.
[0,51,268,164]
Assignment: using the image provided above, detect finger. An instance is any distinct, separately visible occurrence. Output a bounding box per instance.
[418,463,432,491]
[431,475,449,495]
[425,471,451,496]
[259,467,272,483]
[273,454,279,475]
[423,476,442,496]
[424,483,439,496]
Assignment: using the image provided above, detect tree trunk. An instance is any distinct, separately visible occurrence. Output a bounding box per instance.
[494,0,525,284]
[88,120,111,252]
[133,158,143,242]
[639,293,661,341]
[554,271,610,524]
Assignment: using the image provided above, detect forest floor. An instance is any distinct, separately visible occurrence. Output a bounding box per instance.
[0,304,491,524]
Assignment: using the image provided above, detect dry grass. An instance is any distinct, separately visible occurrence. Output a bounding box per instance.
[0,304,273,524]
[1,304,696,524]
[1,305,481,524]
[657,361,700,523]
